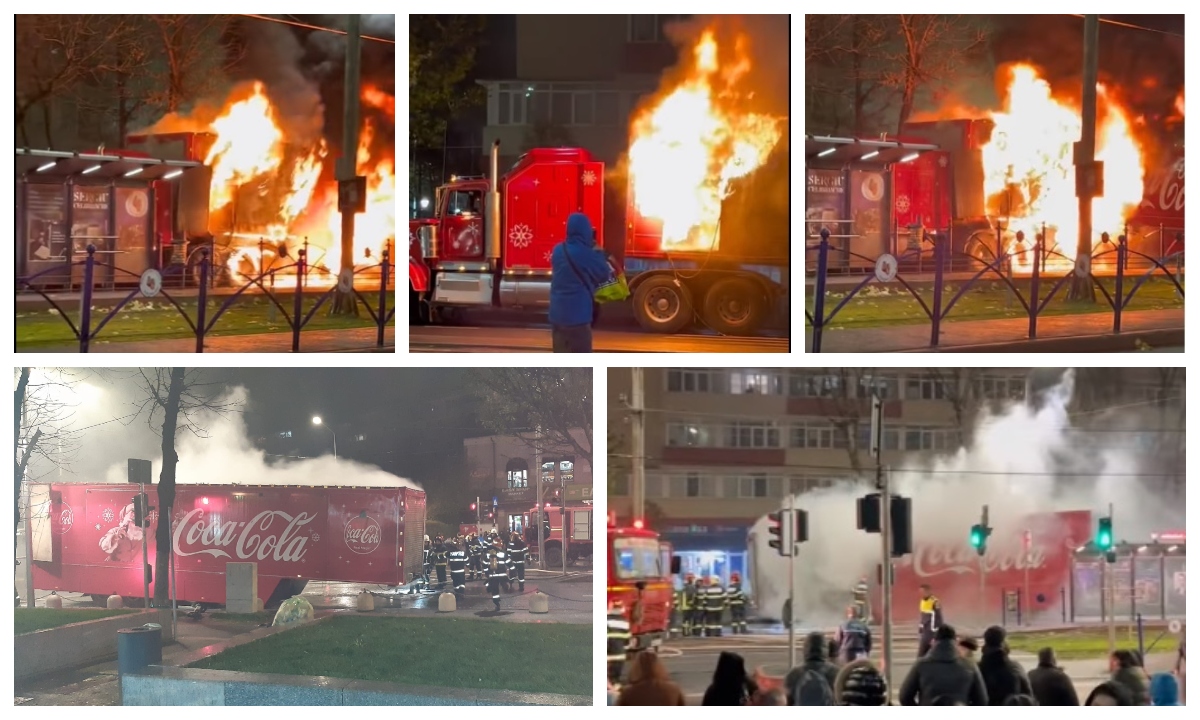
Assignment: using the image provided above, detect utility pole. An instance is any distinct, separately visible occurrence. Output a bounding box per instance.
[980,505,989,612]
[630,368,646,523]
[561,463,568,576]
[1107,502,1116,653]
[333,13,363,314]
[787,496,796,670]
[23,479,34,609]
[871,391,894,701]
[1069,13,1100,302]
[535,425,545,570]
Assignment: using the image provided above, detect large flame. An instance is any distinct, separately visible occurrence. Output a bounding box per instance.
[981,64,1145,270]
[627,29,783,251]
[156,81,395,285]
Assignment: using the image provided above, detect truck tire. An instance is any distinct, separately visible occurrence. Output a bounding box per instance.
[545,543,563,568]
[632,275,693,334]
[702,277,765,335]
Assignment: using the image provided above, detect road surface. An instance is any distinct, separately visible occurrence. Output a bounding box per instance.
[410,325,789,352]
[649,629,1176,705]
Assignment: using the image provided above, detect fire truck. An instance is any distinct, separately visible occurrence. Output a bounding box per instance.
[27,482,426,608]
[806,120,1184,272]
[607,519,674,653]
[529,503,593,567]
[409,139,789,336]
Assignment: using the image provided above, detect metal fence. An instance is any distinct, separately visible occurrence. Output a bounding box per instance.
[18,244,396,352]
[806,227,1185,352]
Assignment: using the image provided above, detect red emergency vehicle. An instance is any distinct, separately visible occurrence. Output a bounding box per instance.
[607,519,674,653]
[28,482,426,607]
[410,139,789,335]
[528,503,593,567]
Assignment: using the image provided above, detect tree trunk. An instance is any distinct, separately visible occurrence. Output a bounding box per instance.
[852,17,864,137]
[41,102,54,149]
[153,368,185,605]
[14,369,29,579]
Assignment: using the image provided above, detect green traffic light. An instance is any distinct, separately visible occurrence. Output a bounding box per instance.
[1096,517,1114,550]
[969,525,983,548]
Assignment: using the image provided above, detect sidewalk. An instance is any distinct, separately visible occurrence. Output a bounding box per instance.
[18,326,395,353]
[807,308,1184,353]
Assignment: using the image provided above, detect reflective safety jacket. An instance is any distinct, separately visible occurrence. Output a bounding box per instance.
[607,608,631,662]
[446,549,467,573]
[919,595,943,633]
[853,580,870,602]
[487,549,509,579]
[703,583,727,612]
[726,582,746,607]
[434,543,448,567]
[506,538,528,564]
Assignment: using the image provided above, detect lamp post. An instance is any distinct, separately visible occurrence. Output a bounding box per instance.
[312,416,337,459]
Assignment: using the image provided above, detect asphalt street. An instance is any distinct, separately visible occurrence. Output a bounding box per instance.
[410,325,789,352]
[651,629,1177,705]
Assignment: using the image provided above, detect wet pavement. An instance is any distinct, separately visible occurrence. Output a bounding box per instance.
[411,325,789,353]
[18,325,395,353]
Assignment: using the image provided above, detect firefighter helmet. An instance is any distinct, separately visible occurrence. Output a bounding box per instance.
[709,575,721,585]
[730,571,740,582]
[685,573,696,582]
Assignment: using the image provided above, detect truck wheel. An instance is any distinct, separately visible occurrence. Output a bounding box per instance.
[545,545,563,567]
[632,276,693,334]
[702,277,765,335]
[409,289,430,325]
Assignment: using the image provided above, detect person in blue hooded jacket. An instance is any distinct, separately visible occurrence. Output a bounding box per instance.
[549,212,611,352]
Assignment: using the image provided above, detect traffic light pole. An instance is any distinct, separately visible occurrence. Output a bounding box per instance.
[141,483,150,609]
[979,505,989,616]
[787,495,796,670]
[631,368,646,523]
[880,465,893,701]
[1107,502,1116,654]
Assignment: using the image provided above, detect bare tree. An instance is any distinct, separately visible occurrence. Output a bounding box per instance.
[14,368,83,604]
[880,15,989,134]
[805,15,893,137]
[472,369,593,468]
[808,367,879,477]
[129,369,238,605]
[14,15,115,146]
[143,15,242,112]
[926,368,982,445]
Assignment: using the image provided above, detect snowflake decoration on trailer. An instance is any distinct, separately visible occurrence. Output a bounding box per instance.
[102,508,114,524]
[509,223,534,248]
[543,250,553,264]
[896,195,911,214]
[581,170,598,186]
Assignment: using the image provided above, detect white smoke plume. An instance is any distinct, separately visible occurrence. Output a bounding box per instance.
[750,370,1183,626]
[26,378,419,491]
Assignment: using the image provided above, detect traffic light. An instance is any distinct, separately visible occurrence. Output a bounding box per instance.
[768,511,792,557]
[1096,517,1113,551]
[794,509,809,544]
[857,493,881,533]
[969,523,991,555]
[891,496,912,557]
[469,502,477,511]
[132,493,149,527]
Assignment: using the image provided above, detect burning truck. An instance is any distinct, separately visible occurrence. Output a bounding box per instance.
[410,28,790,336]
[28,482,425,608]
[122,81,396,287]
[807,63,1183,274]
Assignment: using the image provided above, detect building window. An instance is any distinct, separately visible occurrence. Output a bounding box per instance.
[977,375,1026,400]
[730,369,783,395]
[903,426,961,452]
[628,14,685,43]
[788,371,842,397]
[595,92,618,125]
[856,374,898,399]
[905,375,948,400]
[686,473,700,498]
[666,368,716,393]
[666,420,712,447]
[506,458,528,488]
[738,474,770,498]
[573,93,593,125]
[725,420,781,449]
[790,422,844,449]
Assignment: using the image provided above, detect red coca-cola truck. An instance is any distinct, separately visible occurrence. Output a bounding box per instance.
[410,139,789,336]
[28,482,426,607]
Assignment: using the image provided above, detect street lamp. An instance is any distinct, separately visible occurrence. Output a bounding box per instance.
[312,416,337,459]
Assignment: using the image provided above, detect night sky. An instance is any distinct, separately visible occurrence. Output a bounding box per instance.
[204,367,483,483]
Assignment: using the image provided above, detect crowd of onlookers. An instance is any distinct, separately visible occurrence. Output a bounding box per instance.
[608,624,1185,706]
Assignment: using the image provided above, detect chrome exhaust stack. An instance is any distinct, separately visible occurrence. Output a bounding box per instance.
[485,140,502,261]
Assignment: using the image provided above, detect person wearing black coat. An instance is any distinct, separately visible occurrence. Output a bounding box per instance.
[899,625,989,706]
[977,626,1033,706]
[702,651,758,706]
[1028,647,1080,706]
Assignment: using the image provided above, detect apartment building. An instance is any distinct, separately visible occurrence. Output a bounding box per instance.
[607,367,1183,587]
[463,430,593,536]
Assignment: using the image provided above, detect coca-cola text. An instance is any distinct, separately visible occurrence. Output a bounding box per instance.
[173,508,315,562]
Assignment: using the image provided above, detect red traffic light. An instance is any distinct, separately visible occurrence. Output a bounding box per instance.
[469,503,476,511]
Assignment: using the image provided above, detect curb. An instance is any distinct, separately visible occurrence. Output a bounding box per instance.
[909,328,1184,353]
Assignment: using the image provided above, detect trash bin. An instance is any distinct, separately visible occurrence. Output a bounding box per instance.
[117,624,162,675]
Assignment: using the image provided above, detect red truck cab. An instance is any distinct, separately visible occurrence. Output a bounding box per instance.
[607,522,674,653]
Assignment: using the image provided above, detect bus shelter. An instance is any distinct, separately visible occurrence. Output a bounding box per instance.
[16,148,202,289]
[805,136,940,272]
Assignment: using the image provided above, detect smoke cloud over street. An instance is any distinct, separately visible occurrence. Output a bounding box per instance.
[750,370,1183,626]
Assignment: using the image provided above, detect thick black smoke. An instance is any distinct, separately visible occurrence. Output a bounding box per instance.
[241,20,327,146]
[306,14,396,76]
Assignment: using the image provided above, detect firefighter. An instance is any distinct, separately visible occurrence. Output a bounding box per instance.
[486,537,509,611]
[917,582,943,658]
[684,573,703,636]
[506,530,529,592]
[607,603,631,684]
[853,574,871,622]
[703,575,727,637]
[446,540,468,599]
[670,577,685,638]
[423,536,433,583]
[726,571,748,634]
[433,535,449,589]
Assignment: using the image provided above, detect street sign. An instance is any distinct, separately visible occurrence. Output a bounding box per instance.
[337,269,354,294]
[138,269,163,298]
[338,176,368,213]
[1168,619,1183,634]
[874,253,898,283]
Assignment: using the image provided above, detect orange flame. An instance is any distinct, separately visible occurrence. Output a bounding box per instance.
[981,64,1145,271]
[627,29,783,251]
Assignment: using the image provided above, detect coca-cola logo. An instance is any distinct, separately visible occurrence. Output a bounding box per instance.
[56,502,74,535]
[906,540,1048,578]
[344,515,382,555]
[172,508,315,562]
[1141,158,1185,213]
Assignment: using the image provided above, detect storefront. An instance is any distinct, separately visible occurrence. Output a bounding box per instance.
[659,520,753,592]
[16,148,201,288]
